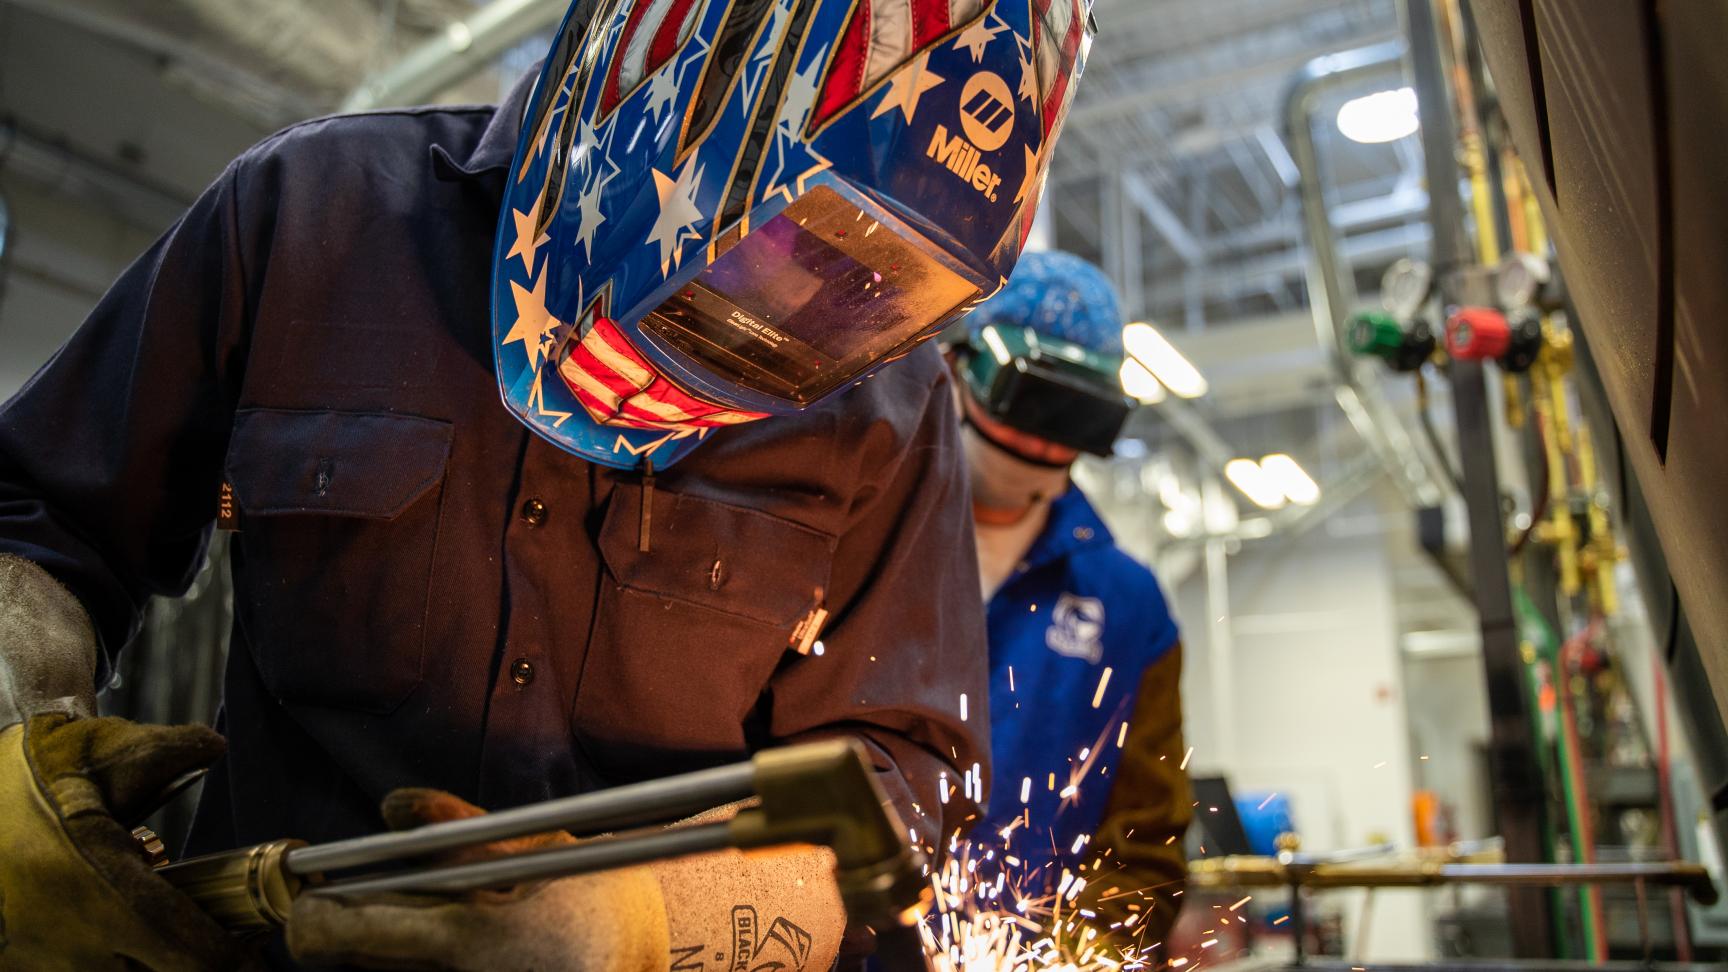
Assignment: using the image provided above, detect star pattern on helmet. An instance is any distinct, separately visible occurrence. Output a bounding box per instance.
[644,62,680,125]
[502,266,566,370]
[522,61,582,183]
[953,13,1008,63]
[648,157,707,276]
[569,116,605,177]
[759,47,833,206]
[645,30,713,128]
[505,188,552,275]
[870,51,945,124]
[739,0,793,111]
[1016,35,1039,104]
[1014,143,1043,207]
[528,370,576,428]
[573,156,620,260]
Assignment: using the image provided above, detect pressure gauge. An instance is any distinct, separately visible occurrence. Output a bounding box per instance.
[1496,251,1552,311]
[1381,258,1435,320]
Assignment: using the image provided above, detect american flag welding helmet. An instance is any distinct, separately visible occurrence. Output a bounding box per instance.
[492,0,1098,470]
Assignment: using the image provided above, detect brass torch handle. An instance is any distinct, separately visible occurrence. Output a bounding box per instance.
[151,839,307,934]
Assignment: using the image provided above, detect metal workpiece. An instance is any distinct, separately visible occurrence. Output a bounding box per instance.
[1188,855,1719,905]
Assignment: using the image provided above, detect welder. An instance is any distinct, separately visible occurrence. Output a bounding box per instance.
[0,0,1098,968]
[950,251,1191,955]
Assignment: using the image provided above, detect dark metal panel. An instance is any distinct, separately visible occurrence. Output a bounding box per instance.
[1653,1,1728,730]
[1529,1,1664,453]
[1467,0,1551,192]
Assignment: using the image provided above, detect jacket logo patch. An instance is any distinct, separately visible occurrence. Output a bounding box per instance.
[1046,592,1105,664]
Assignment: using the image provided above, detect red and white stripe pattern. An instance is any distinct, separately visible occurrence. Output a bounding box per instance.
[601,0,704,115]
[1031,0,1086,138]
[815,0,988,125]
[558,317,769,431]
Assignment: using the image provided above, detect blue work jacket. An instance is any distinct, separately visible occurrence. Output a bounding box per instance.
[0,69,987,907]
[981,486,1183,879]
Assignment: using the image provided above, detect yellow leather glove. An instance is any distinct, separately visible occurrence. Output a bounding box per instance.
[0,713,246,971]
[287,789,669,972]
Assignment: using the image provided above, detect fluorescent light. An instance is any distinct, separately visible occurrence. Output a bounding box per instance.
[1260,453,1321,506]
[1123,323,1208,399]
[1224,459,1286,510]
[1118,358,1167,404]
[1337,87,1419,145]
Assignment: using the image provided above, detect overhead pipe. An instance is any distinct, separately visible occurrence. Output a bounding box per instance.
[1281,41,1449,509]
[342,0,570,111]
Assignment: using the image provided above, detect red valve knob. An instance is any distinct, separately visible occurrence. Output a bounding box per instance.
[1445,307,1512,361]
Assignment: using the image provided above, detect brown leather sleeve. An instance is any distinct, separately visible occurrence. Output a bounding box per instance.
[1080,644,1191,953]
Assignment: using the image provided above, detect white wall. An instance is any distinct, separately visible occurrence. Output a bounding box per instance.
[1174,509,1434,961]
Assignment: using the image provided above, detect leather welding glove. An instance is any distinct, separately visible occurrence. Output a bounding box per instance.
[287,788,669,972]
[0,713,247,971]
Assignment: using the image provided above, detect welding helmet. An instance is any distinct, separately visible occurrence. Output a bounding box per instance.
[492,0,1098,470]
[955,250,1133,457]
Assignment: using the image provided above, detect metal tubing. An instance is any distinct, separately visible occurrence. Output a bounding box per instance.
[312,823,737,897]
[285,762,755,876]
[1192,858,1717,905]
[1400,0,1554,955]
[1281,41,1447,509]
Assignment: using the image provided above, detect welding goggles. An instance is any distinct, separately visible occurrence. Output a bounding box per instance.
[958,324,1135,458]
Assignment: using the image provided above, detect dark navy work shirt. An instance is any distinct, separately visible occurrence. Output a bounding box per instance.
[0,72,987,882]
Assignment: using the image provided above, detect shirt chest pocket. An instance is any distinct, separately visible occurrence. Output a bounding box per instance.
[575,487,836,778]
[224,408,453,714]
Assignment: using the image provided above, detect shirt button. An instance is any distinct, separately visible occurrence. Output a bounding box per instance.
[520,498,548,528]
[1074,527,1095,541]
[509,658,536,686]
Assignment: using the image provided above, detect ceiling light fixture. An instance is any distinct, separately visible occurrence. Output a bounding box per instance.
[1224,458,1287,510]
[1123,323,1209,399]
[1337,86,1420,145]
[1260,453,1322,506]
[1119,358,1168,404]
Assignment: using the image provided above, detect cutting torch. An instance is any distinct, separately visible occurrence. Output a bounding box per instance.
[137,739,935,971]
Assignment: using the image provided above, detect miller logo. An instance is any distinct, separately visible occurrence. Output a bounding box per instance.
[926,71,1015,202]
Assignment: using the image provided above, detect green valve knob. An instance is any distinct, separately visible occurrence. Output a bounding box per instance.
[1349,312,1405,359]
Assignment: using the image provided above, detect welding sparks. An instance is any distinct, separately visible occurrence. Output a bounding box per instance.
[1090,668,1113,709]
[1116,722,1129,748]
[1179,747,1193,771]
[1256,792,1278,811]
[961,694,970,722]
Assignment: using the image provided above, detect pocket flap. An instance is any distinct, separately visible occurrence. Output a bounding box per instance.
[226,409,453,519]
[598,488,836,628]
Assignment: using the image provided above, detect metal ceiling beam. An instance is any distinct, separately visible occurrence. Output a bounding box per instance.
[343,0,567,110]
[0,0,318,126]
[1,120,193,232]
[1122,172,1203,265]
[1072,29,1402,127]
